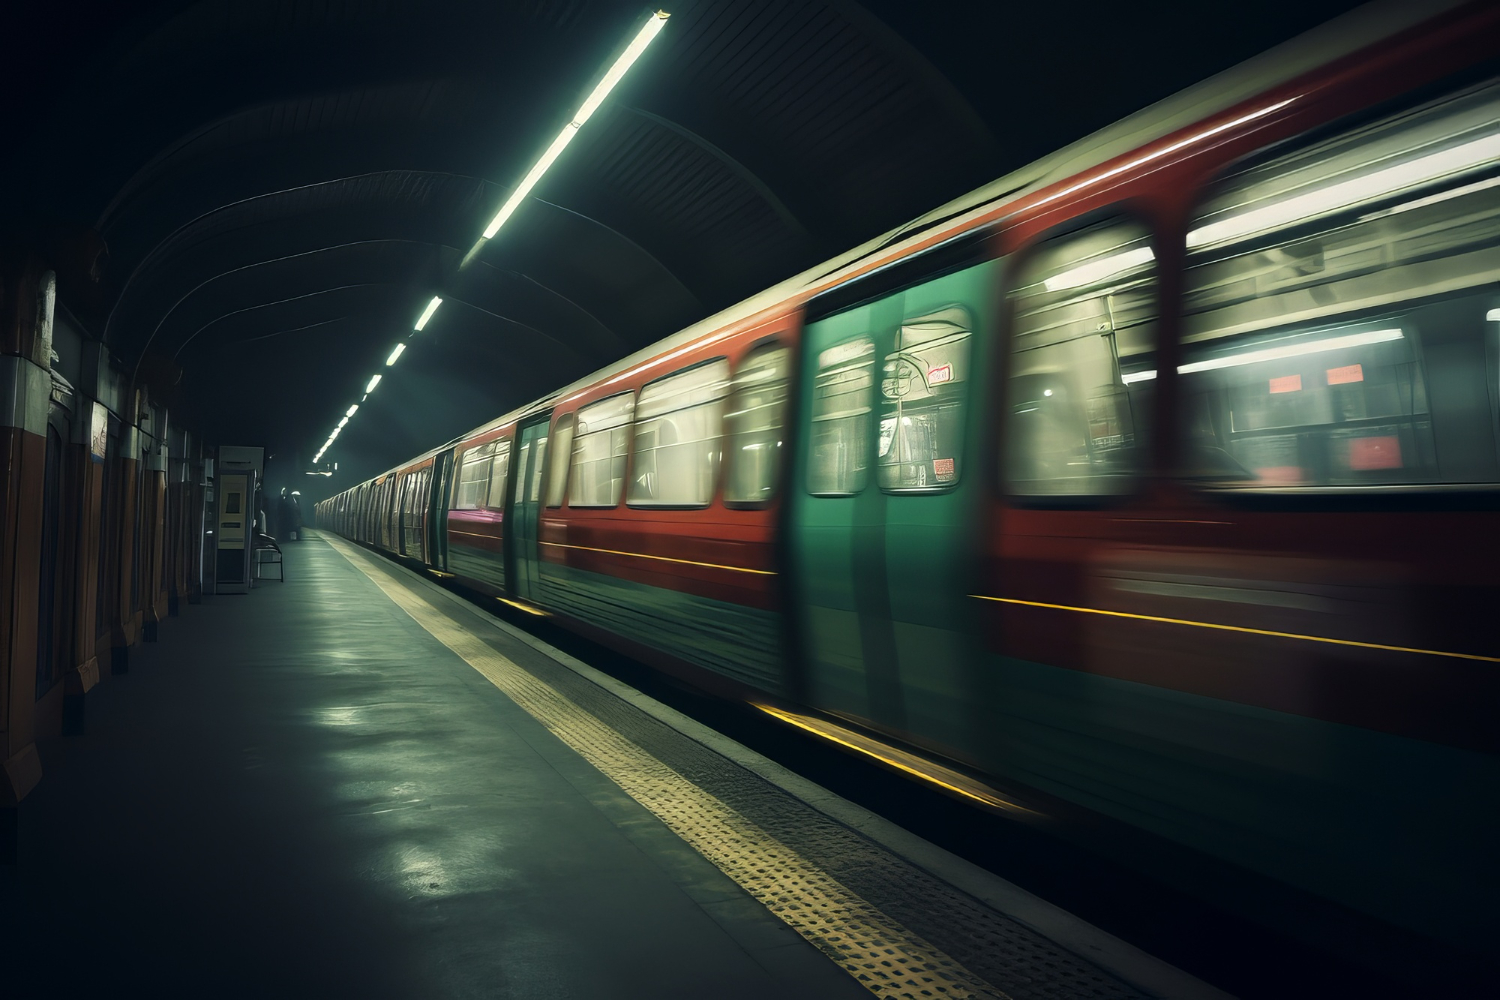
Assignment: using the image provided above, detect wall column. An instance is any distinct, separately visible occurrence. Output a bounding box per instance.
[0,263,55,850]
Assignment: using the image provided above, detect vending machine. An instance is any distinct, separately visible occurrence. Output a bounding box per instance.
[212,445,263,594]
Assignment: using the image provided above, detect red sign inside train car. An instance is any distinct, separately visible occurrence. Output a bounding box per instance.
[933,457,955,480]
[1327,364,1364,384]
[927,364,953,385]
[1269,374,1302,394]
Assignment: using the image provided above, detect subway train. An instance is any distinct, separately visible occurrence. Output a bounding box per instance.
[319,0,1500,966]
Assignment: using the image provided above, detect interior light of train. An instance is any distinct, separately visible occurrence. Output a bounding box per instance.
[1368,173,1500,219]
[414,296,443,331]
[386,343,406,366]
[338,416,349,428]
[1187,130,1500,248]
[346,404,358,417]
[1042,246,1154,292]
[366,374,382,393]
[1121,370,1157,384]
[1177,329,1403,374]
[1488,309,1500,321]
[477,11,670,243]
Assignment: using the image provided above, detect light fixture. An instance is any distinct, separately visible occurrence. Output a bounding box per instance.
[1178,329,1403,374]
[1043,246,1154,292]
[386,343,406,366]
[1187,130,1500,250]
[469,11,670,255]
[365,374,382,394]
[414,296,443,331]
[337,416,349,428]
[1110,329,1403,386]
[1487,308,1500,322]
[346,404,358,417]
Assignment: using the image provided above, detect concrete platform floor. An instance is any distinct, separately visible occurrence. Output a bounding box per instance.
[1,534,1201,1000]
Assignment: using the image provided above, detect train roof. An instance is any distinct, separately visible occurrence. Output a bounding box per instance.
[363,0,1463,483]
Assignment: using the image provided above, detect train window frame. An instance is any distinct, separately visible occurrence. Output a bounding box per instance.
[878,305,974,495]
[452,442,495,510]
[627,357,730,510]
[568,392,636,509]
[1175,75,1500,506]
[546,414,575,508]
[808,336,877,497]
[723,338,792,509]
[483,437,513,511]
[997,209,1162,507]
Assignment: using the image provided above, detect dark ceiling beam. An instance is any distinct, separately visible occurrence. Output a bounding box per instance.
[617,104,811,240]
[104,140,741,319]
[23,0,636,221]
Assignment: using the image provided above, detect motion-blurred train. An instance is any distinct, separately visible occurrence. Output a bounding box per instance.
[320,0,1499,967]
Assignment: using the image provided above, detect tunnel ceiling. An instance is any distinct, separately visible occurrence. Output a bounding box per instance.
[2,0,1366,487]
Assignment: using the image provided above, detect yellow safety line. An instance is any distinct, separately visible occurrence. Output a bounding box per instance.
[324,534,1003,999]
[496,596,550,617]
[752,704,1039,818]
[972,595,1500,664]
[541,539,776,576]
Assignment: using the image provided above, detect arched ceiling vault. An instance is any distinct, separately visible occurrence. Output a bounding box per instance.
[1,0,1367,490]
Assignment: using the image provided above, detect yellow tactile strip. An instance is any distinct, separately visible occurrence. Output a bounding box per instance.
[327,534,1004,1000]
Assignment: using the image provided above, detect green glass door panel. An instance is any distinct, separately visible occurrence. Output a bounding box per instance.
[882,263,996,751]
[788,260,999,756]
[508,418,549,601]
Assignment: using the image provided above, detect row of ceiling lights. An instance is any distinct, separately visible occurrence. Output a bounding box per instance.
[311,9,672,468]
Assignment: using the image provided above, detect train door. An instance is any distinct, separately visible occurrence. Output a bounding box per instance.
[427,449,454,569]
[786,259,997,753]
[505,416,549,601]
[402,468,428,561]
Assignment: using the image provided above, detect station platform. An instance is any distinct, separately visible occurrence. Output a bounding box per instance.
[2,533,1228,1000]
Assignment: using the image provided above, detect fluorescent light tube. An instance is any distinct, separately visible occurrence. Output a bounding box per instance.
[1121,370,1158,384]
[1179,329,1403,374]
[1487,308,1500,322]
[1043,247,1154,292]
[386,343,406,366]
[1188,131,1500,249]
[365,374,382,394]
[414,296,443,331]
[346,404,358,417]
[338,416,349,428]
[479,11,669,242]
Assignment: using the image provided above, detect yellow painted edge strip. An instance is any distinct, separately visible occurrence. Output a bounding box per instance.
[324,534,1004,999]
[752,703,1040,818]
[541,539,776,576]
[973,595,1500,664]
[496,596,550,617]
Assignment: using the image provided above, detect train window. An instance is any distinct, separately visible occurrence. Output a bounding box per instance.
[453,444,492,510]
[1005,219,1157,496]
[724,344,790,505]
[513,440,530,505]
[1181,80,1500,488]
[546,416,575,507]
[529,434,548,503]
[570,393,633,507]
[879,309,971,491]
[809,338,875,495]
[485,438,512,509]
[629,360,729,507]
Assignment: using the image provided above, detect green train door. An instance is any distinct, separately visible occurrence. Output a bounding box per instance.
[787,260,997,755]
[506,417,549,601]
[427,448,454,570]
